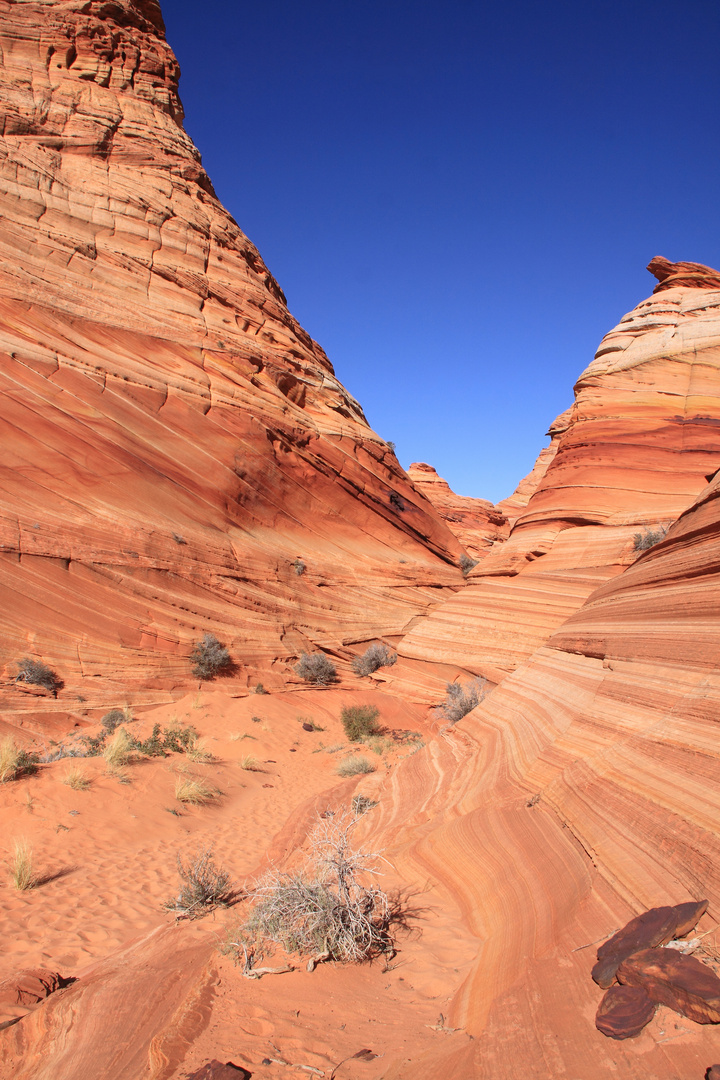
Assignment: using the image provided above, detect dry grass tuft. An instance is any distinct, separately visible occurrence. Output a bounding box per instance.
[0,736,21,783]
[163,847,232,918]
[103,728,133,770]
[239,755,261,771]
[9,839,34,890]
[175,775,218,805]
[61,765,90,791]
[187,736,214,763]
[337,754,375,777]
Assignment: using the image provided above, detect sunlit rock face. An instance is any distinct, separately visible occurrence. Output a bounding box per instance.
[0,0,466,716]
[399,263,720,683]
[406,462,509,561]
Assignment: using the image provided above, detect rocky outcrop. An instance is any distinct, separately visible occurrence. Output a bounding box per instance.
[0,0,466,715]
[398,270,720,682]
[406,462,509,560]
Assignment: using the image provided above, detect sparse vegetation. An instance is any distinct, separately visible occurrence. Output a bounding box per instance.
[163,847,231,919]
[337,754,375,777]
[340,705,380,742]
[189,633,232,680]
[459,553,479,575]
[186,736,213,763]
[633,525,669,551]
[351,643,397,677]
[174,775,218,805]
[0,736,38,782]
[437,677,487,723]
[9,839,34,890]
[239,755,261,771]
[61,765,90,790]
[103,728,134,770]
[228,809,391,965]
[295,652,337,686]
[298,716,324,732]
[351,794,378,816]
[15,657,61,696]
[101,709,126,734]
[254,684,268,695]
[292,558,306,576]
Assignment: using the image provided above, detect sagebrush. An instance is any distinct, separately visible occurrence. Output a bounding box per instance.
[351,643,397,677]
[228,809,391,966]
[459,553,478,575]
[437,677,487,723]
[337,754,375,777]
[15,657,61,696]
[633,525,668,551]
[163,847,231,918]
[295,652,337,685]
[190,633,231,680]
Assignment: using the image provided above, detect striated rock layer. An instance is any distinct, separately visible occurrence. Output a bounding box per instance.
[400,263,720,682]
[406,462,509,560]
[0,0,466,714]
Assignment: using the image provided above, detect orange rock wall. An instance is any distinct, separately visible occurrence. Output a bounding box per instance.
[399,283,720,683]
[406,462,509,560]
[0,0,466,713]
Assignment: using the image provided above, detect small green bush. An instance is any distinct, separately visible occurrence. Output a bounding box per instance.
[340,705,380,742]
[351,644,397,677]
[190,633,231,680]
[295,652,337,685]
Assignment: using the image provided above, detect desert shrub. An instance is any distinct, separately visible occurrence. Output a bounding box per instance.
[295,652,337,686]
[15,657,61,696]
[0,737,38,782]
[351,794,378,816]
[132,722,198,757]
[61,765,90,790]
[101,709,126,734]
[437,677,487,723]
[340,705,380,742]
[459,553,478,575]
[337,754,375,777]
[9,839,34,890]
[254,684,268,695]
[292,558,306,576]
[190,633,231,680]
[163,847,231,918]
[633,526,669,551]
[351,644,397,677]
[229,809,391,965]
[175,775,218,805]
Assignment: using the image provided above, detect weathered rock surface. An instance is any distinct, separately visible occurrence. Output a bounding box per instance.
[618,948,720,1024]
[592,900,708,988]
[595,984,656,1039]
[0,0,466,714]
[399,270,720,682]
[406,462,509,560]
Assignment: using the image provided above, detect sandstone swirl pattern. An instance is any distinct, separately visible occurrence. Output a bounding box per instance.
[400,271,720,683]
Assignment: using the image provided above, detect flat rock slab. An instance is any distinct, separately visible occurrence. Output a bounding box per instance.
[592,900,708,988]
[595,984,657,1039]
[618,948,720,1024]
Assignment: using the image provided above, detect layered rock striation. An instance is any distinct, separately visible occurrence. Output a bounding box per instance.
[400,261,720,683]
[0,0,466,714]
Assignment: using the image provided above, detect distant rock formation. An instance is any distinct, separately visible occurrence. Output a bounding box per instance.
[399,261,720,683]
[406,463,509,560]
[647,255,720,292]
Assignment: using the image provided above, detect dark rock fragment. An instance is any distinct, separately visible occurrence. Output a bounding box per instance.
[595,984,656,1039]
[617,948,720,1024]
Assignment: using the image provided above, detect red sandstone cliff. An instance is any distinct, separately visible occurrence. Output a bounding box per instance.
[400,263,720,683]
[0,0,467,718]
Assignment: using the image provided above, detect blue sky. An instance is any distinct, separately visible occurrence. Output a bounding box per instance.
[161,0,720,503]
